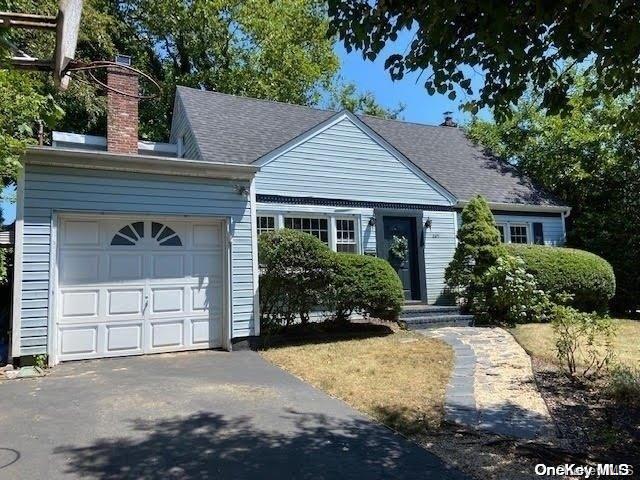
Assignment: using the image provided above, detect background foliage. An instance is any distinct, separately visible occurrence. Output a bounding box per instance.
[3,0,400,143]
[328,1,640,119]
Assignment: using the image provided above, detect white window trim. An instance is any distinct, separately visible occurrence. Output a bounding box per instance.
[256,215,276,236]
[335,217,359,253]
[257,211,361,253]
[496,222,507,243]
[496,221,531,244]
[509,223,530,244]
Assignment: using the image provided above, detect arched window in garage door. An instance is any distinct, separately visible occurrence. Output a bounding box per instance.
[110,221,182,246]
[111,221,144,245]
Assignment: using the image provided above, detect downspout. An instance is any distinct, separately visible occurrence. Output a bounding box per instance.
[561,208,572,245]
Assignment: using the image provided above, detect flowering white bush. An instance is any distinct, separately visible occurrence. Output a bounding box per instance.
[474,254,551,324]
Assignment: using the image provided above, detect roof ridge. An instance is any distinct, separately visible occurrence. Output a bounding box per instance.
[359,112,458,130]
[176,85,337,116]
[176,85,453,129]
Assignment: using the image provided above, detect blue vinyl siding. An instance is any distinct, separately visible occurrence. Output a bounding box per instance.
[424,211,457,304]
[255,117,451,205]
[493,213,565,245]
[169,93,201,159]
[19,165,257,354]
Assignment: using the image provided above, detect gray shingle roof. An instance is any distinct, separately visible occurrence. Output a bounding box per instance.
[175,86,563,207]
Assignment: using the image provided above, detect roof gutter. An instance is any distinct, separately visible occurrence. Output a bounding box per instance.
[456,200,571,215]
[25,146,259,180]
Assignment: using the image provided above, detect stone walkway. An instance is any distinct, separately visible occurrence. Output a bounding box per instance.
[416,327,556,441]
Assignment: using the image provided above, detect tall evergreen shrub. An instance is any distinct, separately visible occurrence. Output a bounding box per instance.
[445,195,502,308]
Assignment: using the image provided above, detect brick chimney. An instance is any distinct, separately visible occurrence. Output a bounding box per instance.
[107,55,139,154]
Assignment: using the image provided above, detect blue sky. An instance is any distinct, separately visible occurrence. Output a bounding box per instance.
[1,35,489,225]
[335,32,489,126]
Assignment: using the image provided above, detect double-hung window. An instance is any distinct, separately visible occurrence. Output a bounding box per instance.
[335,219,357,253]
[495,222,531,244]
[258,214,360,252]
[509,224,529,244]
[257,216,276,236]
[283,216,329,244]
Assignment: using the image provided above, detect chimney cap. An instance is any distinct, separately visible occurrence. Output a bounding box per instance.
[114,54,132,66]
[440,111,458,128]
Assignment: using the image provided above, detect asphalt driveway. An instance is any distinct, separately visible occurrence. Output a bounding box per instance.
[1,350,468,479]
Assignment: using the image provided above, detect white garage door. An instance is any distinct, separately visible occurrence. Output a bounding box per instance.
[55,215,225,362]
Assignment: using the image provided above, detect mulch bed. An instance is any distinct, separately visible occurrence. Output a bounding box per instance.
[530,357,640,465]
[245,319,398,350]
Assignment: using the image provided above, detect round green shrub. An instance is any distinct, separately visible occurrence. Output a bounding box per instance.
[506,244,615,313]
[332,253,404,321]
[258,229,335,329]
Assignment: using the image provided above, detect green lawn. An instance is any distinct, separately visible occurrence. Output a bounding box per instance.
[510,319,640,368]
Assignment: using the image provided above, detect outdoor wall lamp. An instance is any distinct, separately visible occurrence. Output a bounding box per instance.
[369,216,376,227]
[424,217,432,230]
[235,185,250,197]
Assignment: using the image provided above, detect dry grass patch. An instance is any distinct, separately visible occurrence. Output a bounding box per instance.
[510,319,640,367]
[260,329,453,434]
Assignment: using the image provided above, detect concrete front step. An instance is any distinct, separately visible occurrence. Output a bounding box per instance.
[400,305,461,318]
[401,314,475,329]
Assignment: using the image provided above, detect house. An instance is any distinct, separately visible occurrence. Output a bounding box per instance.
[9,59,570,365]
[0,223,14,248]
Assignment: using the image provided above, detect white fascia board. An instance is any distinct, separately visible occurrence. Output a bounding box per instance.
[52,131,106,148]
[53,132,178,155]
[137,140,178,155]
[25,146,259,180]
[457,200,571,214]
[10,167,25,359]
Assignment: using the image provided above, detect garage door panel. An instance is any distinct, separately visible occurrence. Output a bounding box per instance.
[191,286,210,312]
[152,254,184,278]
[60,254,99,284]
[192,253,219,276]
[62,220,100,246]
[150,321,184,348]
[108,288,144,316]
[59,326,98,355]
[106,323,142,352]
[192,224,221,248]
[108,254,144,281]
[61,290,99,318]
[191,318,219,345]
[57,216,224,362]
[151,288,184,313]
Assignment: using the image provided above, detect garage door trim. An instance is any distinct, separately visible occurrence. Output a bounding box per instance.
[47,211,232,365]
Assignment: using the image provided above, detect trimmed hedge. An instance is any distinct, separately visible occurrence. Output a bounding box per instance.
[258,230,405,332]
[506,245,615,313]
[259,229,335,327]
[332,253,404,321]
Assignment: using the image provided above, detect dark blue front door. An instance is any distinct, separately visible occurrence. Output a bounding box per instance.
[382,216,420,300]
